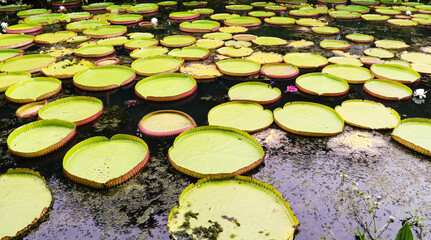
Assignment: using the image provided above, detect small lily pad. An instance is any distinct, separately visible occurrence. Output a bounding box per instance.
[83,25,127,39]
[260,63,299,79]
[74,44,115,58]
[216,59,261,76]
[160,35,196,47]
[130,46,169,59]
[252,36,287,46]
[16,100,47,118]
[139,110,196,137]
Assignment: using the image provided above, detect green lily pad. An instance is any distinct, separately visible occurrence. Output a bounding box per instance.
[320,40,351,50]
[312,26,340,35]
[216,59,261,76]
[16,100,46,118]
[248,11,276,18]
[193,38,225,49]
[0,71,31,92]
[264,16,296,25]
[17,8,50,18]
[126,3,159,13]
[375,40,409,50]
[224,16,262,27]
[109,14,143,24]
[375,9,401,15]
[131,56,184,76]
[5,23,42,34]
[399,52,431,64]
[24,13,62,25]
[5,77,61,104]
[391,118,431,156]
[41,59,93,79]
[39,96,103,126]
[274,101,344,136]
[328,57,363,67]
[296,72,349,96]
[335,99,400,129]
[296,18,328,27]
[361,14,389,21]
[97,36,129,46]
[161,35,196,47]
[128,32,154,39]
[66,20,110,32]
[0,4,31,13]
[7,119,76,157]
[208,101,273,132]
[412,18,431,26]
[329,10,361,19]
[245,52,283,65]
[168,176,299,239]
[63,134,149,188]
[384,60,412,68]
[135,73,196,101]
[74,44,115,58]
[364,48,394,59]
[183,1,207,7]
[336,5,370,13]
[345,33,374,43]
[210,13,239,21]
[73,65,136,91]
[83,25,127,38]
[0,169,53,239]
[203,32,233,41]
[191,9,214,15]
[130,46,169,59]
[179,20,220,33]
[168,126,265,177]
[265,5,287,11]
[289,9,319,18]
[82,2,114,10]
[180,62,221,80]
[34,31,77,44]
[124,38,159,50]
[0,34,34,49]
[260,63,299,79]
[370,64,420,84]
[228,81,281,104]
[217,46,253,57]
[0,49,23,62]
[0,54,56,73]
[169,11,200,20]
[168,46,209,60]
[283,52,328,69]
[322,64,373,84]
[139,110,196,137]
[225,40,252,48]
[252,36,287,46]
[226,4,253,11]
[59,12,92,22]
[158,1,177,6]
[360,56,385,65]
[387,19,418,26]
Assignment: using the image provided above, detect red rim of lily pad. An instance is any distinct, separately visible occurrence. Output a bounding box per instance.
[0,34,34,49]
[73,44,115,58]
[228,82,282,105]
[0,49,24,62]
[160,35,196,47]
[7,119,76,158]
[179,20,220,33]
[233,34,257,41]
[260,63,299,79]
[370,64,420,84]
[95,57,119,66]
[363,78,412,100]
[360,56,385,65]
[168,46,210,61]
[124,38,159,51]
[6,24,42,34]
[138,110,197,137]
[131,56,184,76]
[16,100,47,118]
[320,40,351,50]
[345,33,374,43]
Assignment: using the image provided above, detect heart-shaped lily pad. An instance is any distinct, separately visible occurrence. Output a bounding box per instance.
[6,77,61,103]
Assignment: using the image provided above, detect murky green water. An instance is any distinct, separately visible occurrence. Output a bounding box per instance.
[1,1,431,239]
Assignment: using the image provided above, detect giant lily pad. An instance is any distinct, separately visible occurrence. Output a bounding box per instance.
[345,33,374,43]
[5,23,42,34]
[124,38,159,50]
[66,20,110,32]
[42,59,93,79]
[169,11,200,20]
[264,16,296,25]
[336,5,370,13]
[216,59,261,76]
[370,64,420,84]
[24,13,62,25]
[329,10,361,19]
[180,62,221,80]
[375,40,409,50]
[0,34,34,49]
[83,25,127,38]
[335,100,400,129]
[274,101,344,136]
[228,81,281,104]
[0,71,31,92]
[74,44,115,58]
[66,36,90,44]
[179,20,220,32]
[7,119,76,157]
[375,9,400,15]
[109,14,143,24]
[245,52,283,65]
[387,19,417,26]
[0,169,53,239]
[34,31,77,44]
[322,64,373,84]
[193,38,225,49]
[5,77,61,103]
[391,118,431,156]
[320,40,351,50]
[135,73,197,101]
[168,176,299,240]
[126,3,159,13]
[0,49,23,62]
[296,18,328,27]
[168,46,209,60]
[139,110,196,137]
[217,46,253,57]
[226,4,253,12]
[130,46,169,59]
[39,96,103,126]
[252,36,287,46]
[210,13,239,21]
[312,26,340,35]
[168,126,265,177]
[203,32,233,41]
[97,36,128,46]
[224,16,262,27]
[131,56,184,76]
[364,48,394,59]
[0,4,31,13]
[248,11,276,18]
[59,12,92,22]
[73,65,135,91]
[289,9,319,18]
[328,57,363,67]
[361,14,390,21]
[63,134,149,188]
[161,35,196,47]
[17,8,50,18]
[16,100,46,118]
[82,2,114,11]
[208,101,273,132]
[260,63,299,79]
[399,52,431,64]
[296,73,349,96]
[283,52,328,69]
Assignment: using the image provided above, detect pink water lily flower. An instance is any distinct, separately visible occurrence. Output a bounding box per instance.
[285,85,298,93]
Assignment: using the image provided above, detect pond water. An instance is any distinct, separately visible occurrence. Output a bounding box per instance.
[1,1,431,239]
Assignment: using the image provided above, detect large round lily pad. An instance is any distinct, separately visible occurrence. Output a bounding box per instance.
[264,16,296,25]
[216,59,261,76]
[193,38,225,49]
[328,57,363,67]
[375,40,409,50]
[109,14,143,25]
[169,11,200,20]
[5,23,42,34]
[203,32,233,41]
[320,40,351,50]
[168,176,299,239]
[246,52,283,65]
[58,12,92,22]
[345,33,374,43]
[168,126,265,178]
[39,96,103,126]
[0,169,53,239]
[160,35,196,47]
[34,31,77,44]
[0,71,31,92]
[399,52,431,64]
[42,59,93,79]
[364,48,394,59]
[179,20,220,32]
[217,46,253,57]
[168,46,209,60]
[139,110,196,137]
[74,44,115,58]
[224,16,261,27]
[131,56,184,76]
[130,46,169,59]
[5,77,61,103]
[7,119,76,157]
[228,81,281,104]
[252,36,287,46]
[73,65,135,91]
[135,73,197,101]
[0,54,55,73]
[17,9,50,18]
[66,20,110,32]
[361,14,390,21]
[296,73,349,96]
[180,62,221,80]
[83,25,127,38]
[335,100,400,129]
[63,134,149,188]
[124,38,159,50]
[0,34,33,50]
[370,64,420,84]
[283,52,328,69]
[391,118,431,156]
[208,101,273,132]
[322,64,373,84]
[82,2,114,10]
[274,101,344,136]
[24,13,62,25]
[363,79,412,100]
[260,63,299,79]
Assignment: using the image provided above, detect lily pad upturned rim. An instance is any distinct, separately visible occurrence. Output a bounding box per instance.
[216,59,261,76]
[65,20,110,32]
[0,168,53,240]
[73,65,136,91]
[38,96,103,126]
[5,23,42,34]
[363,78,412,100]
[179,20,221,33]
[260,63,299,79]
[224,16,262,27]
[109,14,143,25]
[311,26,340,35]
[335,99,401,129]
[274,101,344,136]
[82,1,115,10]
[225,4,253,11]
[320,40,351,50]
[370,64,420,84]
[124,38,159,51]
[83,25,127,39]
[168,176,299,240]
[322,64,374,84]
[295,72,349,96]
[17,8,51,18]
[168,125,265,178]
[169,11,200,20]
[345,33,375,43]
[34,31,77,44]
[16,100,46,118]
[63,134,150,189]
[7,119,76,158]
[329,10,362,19]
[58,12,92,22]
[0,34,34,49]
[160,35,196,47]
[0,71,31,92]
[228,81,281,105]
[138,110,197,137]
[264,16,296,25]
[5,77,62,104]
[73,44,115,58]
[391,118,431,157]
[168,46,210,60]
[94,57,119,66]
[387,19,418,26]
[0,48,24,62]
[131,55,184,76]
[0,54,56,73]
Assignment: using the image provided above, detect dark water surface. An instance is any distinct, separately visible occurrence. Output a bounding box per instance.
[1,1,431,240]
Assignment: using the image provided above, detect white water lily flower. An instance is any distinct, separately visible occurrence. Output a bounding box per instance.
[151,17,158,25]
[406,11,411,16]
[413,89,427,99]
[59,6,66,10]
